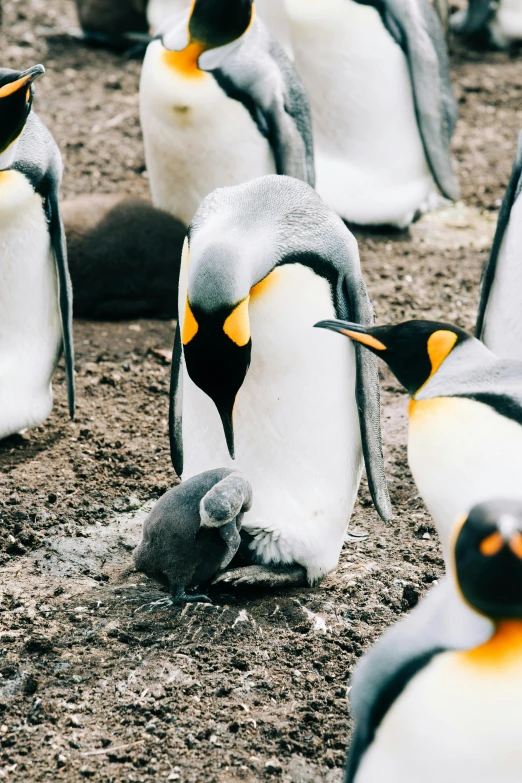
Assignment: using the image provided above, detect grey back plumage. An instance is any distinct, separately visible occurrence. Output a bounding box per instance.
[201,18,315,186]
[345,577,492,782]
[476,130,522,340]
[171,175,392,521]
[360,0,459,200]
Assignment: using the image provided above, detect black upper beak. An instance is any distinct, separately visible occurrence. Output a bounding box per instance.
[217,404,235,460]
[20,64,45,82]
[315,319,368,335]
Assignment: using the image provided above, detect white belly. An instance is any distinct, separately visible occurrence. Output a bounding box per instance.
[140,40,277,227]
[179,263,362,582]
[490,0,522,45]
[408,396,522,558]
[482,194,522,359]
[284,0,432,226]
[355,647,522,783]
[0,171,61,439]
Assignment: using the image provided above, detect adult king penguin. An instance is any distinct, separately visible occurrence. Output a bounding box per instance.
[170,175,391,588]
[452,0,522,47]
[315,318,522,557]
[345,499,522,783]
[283,0,459,227]
[140,0,314,227]
[0,64,75,440]
[477,130,522,360]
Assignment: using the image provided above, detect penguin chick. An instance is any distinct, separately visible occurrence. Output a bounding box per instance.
[283,0,459,227]
[346,499,522,783]
[451,0,522,48]
[140,0,314,226]
[134,469,253,604]
[477,129,522,359]
[0,64,75,439]
[315,318,522,557]
[62,194,186,319]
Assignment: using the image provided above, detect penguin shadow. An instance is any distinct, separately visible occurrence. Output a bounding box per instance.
[343,218,411,239]
[0,429,66,465]
[62,194,186,320]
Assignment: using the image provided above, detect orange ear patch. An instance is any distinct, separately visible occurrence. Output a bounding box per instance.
[224,298,250,347]
[182,298,199,344]
[510,532,522,559]
[0,74,31,99]
[480,531,504,557]
[427,330,458,378]
[163,41,206,78]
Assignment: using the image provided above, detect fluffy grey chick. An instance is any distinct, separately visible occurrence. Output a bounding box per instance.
[134,468,253,604]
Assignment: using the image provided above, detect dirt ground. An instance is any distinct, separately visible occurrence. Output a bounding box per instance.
[0,1,519,781]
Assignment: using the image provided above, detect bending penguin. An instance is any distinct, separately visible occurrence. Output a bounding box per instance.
[0,64,75,440]
[452,0,522,48]
[477,130,522,360]
[345,498,522,783]
[283,0,459,228]
[170,175,391,589]
[140,0,314,227]
[134,468,253,604]
[315,318,522,557]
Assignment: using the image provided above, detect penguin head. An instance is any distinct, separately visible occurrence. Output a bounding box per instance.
[182,243,252,459]
[453,499,522,621]
[188,0,254,49]
[314,319,469,396]
[0,65,45,156]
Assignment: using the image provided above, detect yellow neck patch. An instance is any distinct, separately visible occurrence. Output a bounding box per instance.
[427,329,458,380]
[224,298,250,346]
[182,298,199,344]
[460,621,522,668]
[163,40,207,78]
[250,267,283,300]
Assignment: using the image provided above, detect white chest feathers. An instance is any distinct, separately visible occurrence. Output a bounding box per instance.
[408,396,522,556]
[179,263,363,582]
[284,0,431,226]
[482,193,522,360]
[140,40,276,227]
[0,170,62,439]
[355,626,522,783]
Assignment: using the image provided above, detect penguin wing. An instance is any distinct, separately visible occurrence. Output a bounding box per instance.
[209,20,315,186]
[346,577,492,782]
[368,0,459,201]
[476,131,522,339]
[169,318,184,477]
[15,114,75,419]
[341,273,393,522]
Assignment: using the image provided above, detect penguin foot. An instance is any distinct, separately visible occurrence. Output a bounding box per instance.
[169,580,212,606]
[212,564,307,588]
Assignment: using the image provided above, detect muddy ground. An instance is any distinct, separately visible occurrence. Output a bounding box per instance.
[0,1,518,781]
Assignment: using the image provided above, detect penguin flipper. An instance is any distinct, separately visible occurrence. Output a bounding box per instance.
[476,130,522,339]
[343,276,392,522]
[345,577,492,782]
[375,0,460,201]
[47,186,76,419]
[169,319,184,477]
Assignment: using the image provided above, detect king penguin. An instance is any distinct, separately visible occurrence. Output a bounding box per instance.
[345,498,522,783]
[0,64,75,440]
[477,130,522,360]
[452,0,522,47]
[140,0,314,227]
[315,318,522,558]
[283,0,459,228]
[170,175,391,588]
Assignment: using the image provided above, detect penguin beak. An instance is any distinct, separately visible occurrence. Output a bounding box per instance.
[0,64,45,99]
[216,403,235,460]
[314,320,387,352]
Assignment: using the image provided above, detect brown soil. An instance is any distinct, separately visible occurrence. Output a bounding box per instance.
[0,3,518,781]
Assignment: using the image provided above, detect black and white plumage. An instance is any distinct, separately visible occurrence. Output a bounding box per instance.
[284,0,459,227]
[134,468,253,604]
[0,65,75,439]
[170,175,391,589]
[477,130,522,360]
[346,499,522,783]
[140,0,314,226]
